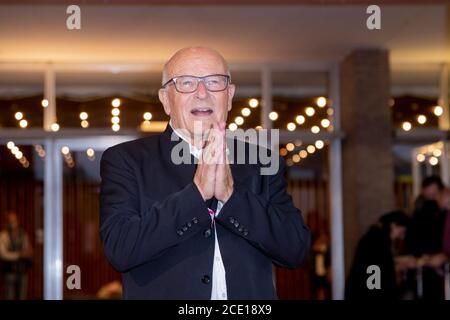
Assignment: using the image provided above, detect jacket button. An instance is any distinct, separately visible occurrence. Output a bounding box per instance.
[182,226,188,232]
[202,275,211,284]
[177,230,184,236]
[243,230,248,236]
[238,226,244,232]
[234,222,240,228]
[229,217,235,224]
[204,228,212,238]
[187,222,192,228]
[192,217,198,224]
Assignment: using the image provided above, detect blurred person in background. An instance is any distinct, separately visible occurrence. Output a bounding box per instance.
[406,187,449,299]
[0,212,33,300]
[413,175,444,213]
[345,210,414,300]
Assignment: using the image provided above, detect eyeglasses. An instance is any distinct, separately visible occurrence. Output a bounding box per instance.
[162,74,230,93]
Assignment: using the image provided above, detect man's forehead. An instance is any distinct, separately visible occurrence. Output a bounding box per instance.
[166,48,228,77]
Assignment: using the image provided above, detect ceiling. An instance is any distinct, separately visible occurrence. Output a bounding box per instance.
[0,3,448,91]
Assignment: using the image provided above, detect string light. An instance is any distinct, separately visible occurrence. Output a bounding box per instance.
[307,145,316,154]
[111,116,120,124]
[434,105,443,117]
[61,146,70,155]
[305,107,315,117]
[287,122,296,131]
[112,98,121,108]
[402,121,412,131]
[269,112,278,121]
[86,148,95,161]
[228,123,238,131]
[15,112,23,120]
[416,154,425,162]
[143,112,152,121]
[8,143,29,168]
[79,112,88,120]
[51,123,60,132]
[429,156,439,166]
[311,126,320,134]
[315,140,324,149]
[433,149,442,157]
[249,98,259,108]
[241,108,251,117]
[417,115,427,125]
[19,119,28,128]
[235,116,244,126]
[286,143,295,152]
[321,119,331,128]
[316,97,327,108]
[295,115,305,125]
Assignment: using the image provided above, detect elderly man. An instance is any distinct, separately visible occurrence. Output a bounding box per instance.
[100,47,310,299]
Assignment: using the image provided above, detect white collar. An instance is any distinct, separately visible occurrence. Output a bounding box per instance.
[169,121,202,159]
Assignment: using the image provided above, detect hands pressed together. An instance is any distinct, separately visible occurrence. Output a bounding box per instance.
[193,121,234,204]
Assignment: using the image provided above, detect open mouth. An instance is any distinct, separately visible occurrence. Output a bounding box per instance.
[190,107,213,117]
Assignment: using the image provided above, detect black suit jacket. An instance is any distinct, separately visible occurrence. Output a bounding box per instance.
[99,125,310,299]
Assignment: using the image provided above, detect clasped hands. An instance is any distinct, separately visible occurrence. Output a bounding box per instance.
[193,121,234,204]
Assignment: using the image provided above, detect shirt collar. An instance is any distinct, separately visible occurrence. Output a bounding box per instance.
[169,120,202,159]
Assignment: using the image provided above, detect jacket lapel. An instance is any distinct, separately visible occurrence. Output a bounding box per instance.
[159,125,197,189]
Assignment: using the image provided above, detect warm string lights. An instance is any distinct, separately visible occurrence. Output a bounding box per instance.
[6,96,443,133]
[415,143,444,167]
[14,111,28,128]
[111,98,121,132]
[86,148,95,161]
[400,105,442,132]
[281,139,326,167]
[7,141,29,168]
[61,146,98,168]
[61,146,75,168]
[229,98,261,131]
[80,111,89,128]
[140,111,153,131]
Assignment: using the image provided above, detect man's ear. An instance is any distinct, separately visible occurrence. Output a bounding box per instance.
[227,84,236,111]
[158,88,171,116]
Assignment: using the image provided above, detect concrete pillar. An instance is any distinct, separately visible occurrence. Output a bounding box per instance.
[340,49,394,278]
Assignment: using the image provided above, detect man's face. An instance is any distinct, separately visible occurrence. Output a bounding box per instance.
[423,184,440,201]
[158,48,235,139]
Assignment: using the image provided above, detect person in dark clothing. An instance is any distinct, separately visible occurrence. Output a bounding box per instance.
[345,210,412,300]
[413,175,444,214]
[406,198,449,299]
[0,212,33,300]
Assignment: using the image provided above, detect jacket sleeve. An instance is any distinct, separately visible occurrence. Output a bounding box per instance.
[216,156,311,268]
[99,146,210,273]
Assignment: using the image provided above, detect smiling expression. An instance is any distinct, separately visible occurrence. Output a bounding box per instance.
[158,47,235,141]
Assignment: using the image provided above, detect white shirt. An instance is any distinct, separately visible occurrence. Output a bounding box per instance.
[170,122,228,300]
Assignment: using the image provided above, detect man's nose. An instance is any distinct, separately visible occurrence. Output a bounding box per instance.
[195,80,208,98]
